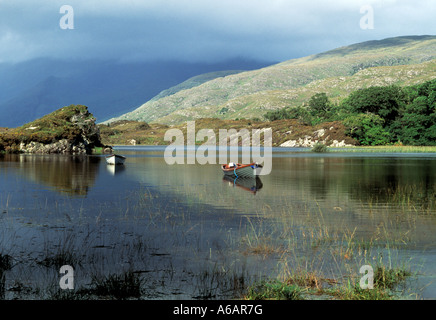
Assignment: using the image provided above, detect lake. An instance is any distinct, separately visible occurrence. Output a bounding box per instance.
[1,146,436,299]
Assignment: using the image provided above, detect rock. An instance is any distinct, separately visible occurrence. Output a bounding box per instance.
[280,136,318,147]
[314,129,326,138]
[25,126,39,130]
[19,139,89,154]
[11,105,110,154]
[280,125,355,148]
[280,140,298,147]
[330,140,353,147]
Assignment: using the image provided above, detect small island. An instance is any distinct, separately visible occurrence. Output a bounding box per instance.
[0,104,111,154]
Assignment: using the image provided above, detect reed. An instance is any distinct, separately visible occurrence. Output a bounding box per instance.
[244,280,303,300]
[88,271,143,300]
[311,143,328,153]
[0,175,425,300]
[332,145,436,153]
[237,193,418,300]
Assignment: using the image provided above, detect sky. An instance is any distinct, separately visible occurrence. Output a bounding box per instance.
[0,0,435,64]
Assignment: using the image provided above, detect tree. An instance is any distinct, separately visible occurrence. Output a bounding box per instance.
[308,93,331,117]
[398,79,436,145]
[264,106,312,125]
[343,113,391,146]
[342,85,406,129]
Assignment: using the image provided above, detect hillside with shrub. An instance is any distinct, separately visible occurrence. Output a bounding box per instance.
[264,79,436,146]
[98,117,356,148]
[100,79,436,148]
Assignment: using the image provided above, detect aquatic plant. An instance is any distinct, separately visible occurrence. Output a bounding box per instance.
[311,142,328,153]
[88,271,142,300]
[0,253,13,272]
[245,280,303,300]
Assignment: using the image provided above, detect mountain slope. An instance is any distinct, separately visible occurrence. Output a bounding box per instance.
[147,70,249,102]
[158,59,436,124]
[108,35,436,125]
[0,58,272,128]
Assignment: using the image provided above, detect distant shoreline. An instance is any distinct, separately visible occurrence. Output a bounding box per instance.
[110,144,436,153]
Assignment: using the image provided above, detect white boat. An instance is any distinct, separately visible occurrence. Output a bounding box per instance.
[221,162,262,178]
[105,154,126,165]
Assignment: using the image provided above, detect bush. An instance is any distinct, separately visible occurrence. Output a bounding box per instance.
[311,143,328,152]
[396,80,436,145]
[135,123,150,130]
[264,93,333,126]
[265,106,313,125]
[343,113,392,146]
[342,85,406,127]
[309,92,333,119]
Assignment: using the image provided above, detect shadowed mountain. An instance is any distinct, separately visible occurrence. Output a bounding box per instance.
[0,58,273,128]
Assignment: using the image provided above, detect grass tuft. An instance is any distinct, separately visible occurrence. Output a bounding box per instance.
[245,280,303,300]
[311,142,328,153]
[0,253,13,271]
[88,271,142,300]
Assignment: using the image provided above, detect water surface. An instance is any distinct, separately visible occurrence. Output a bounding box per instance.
[1,147,436,299]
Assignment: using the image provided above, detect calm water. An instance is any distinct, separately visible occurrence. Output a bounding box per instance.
[1,146,436,299]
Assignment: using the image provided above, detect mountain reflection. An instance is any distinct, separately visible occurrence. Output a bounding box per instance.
[12,154,100,196]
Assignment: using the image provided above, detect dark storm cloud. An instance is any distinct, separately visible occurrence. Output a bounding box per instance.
[0,0,434,63]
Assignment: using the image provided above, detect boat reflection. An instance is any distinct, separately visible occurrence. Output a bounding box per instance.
[106,163,126,175]
[222,175,263,195]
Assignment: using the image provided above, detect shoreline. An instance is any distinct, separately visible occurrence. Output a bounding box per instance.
[111,144,436,152]
[3,144,436,155]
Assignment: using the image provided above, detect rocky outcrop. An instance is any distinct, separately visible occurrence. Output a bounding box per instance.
[19,139,104,154]
[280,125,355,148]
[1,105,112,154]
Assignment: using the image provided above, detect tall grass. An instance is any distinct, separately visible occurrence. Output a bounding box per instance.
[311,143,328,153]
[237,195,419,300]
[332,146,436,153]
[0,178,426,300]
[88,271,142,300]
[245,280,303,300]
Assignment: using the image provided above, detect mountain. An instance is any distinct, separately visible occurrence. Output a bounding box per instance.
[106,35,436,125]
[0,58,273,128]
[147,70,248,102]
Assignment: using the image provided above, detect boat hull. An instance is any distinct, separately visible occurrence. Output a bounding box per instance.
[221,162,261,177]
[106,154,126,165]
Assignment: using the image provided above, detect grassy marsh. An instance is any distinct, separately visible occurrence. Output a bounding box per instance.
[0,157,433,300]
[332,145,436,153]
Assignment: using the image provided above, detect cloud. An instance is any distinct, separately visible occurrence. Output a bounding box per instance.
[0,0,434,63]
